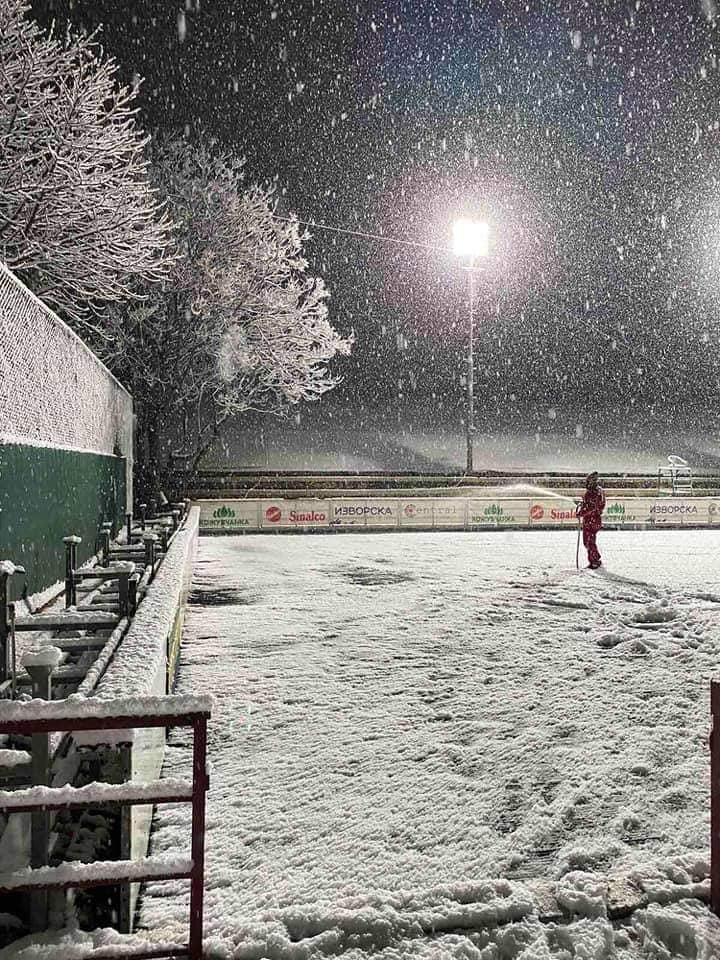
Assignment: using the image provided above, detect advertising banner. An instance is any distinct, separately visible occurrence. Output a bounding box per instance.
[467,499,527,526]
[648,498,709,525]
[398,499,467,527]
[260,499,331,529]
[399,499,435,527]
[195,495,719,533]
[432,499,468,527]
[603,498,655,526]
[527,499,578,526]
[199,500,260,532]
[329,499,399,527]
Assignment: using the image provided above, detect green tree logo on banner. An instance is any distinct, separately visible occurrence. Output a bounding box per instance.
[213,505,236,519]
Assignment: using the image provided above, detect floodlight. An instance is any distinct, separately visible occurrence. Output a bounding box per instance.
[452,218,489,258]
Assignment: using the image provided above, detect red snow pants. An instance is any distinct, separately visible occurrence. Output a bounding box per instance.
[582,523,601,568]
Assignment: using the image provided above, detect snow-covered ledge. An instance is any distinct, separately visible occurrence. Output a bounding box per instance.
[0,510,201,935]
[72,506,200,932]
[93,505,199,703]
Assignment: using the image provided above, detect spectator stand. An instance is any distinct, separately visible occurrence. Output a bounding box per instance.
[0,500,195,947]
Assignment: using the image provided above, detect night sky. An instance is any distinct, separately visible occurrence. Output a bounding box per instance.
[31,0,720,429]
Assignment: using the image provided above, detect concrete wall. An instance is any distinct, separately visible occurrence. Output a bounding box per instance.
[0,262,133,597]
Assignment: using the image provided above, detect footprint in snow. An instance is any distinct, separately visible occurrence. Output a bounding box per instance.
[596,632,626,649]
[596,634,652,655]
[632,602,678,626]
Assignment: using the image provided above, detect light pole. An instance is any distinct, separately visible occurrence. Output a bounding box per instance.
[452,218,489,473]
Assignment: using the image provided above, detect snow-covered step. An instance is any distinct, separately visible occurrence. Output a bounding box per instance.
[0,777,194,812]
[44,636,111,652]
[0,854,193,892]
[0,693,212,725]
[14,611,120,632]
[76,603,119,613]
[75,569,136,581]
[16,664,87,685]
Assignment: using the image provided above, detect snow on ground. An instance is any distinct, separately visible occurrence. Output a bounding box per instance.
[139,529,720,958]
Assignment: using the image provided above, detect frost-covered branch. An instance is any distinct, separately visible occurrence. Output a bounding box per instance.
[0,0,172,324]
[97,137,352,490]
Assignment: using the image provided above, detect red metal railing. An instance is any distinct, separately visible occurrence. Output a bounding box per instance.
[0,697,210,960]
[711,680,720,916]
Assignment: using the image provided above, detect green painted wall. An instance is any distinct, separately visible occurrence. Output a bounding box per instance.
[0,443,127,600]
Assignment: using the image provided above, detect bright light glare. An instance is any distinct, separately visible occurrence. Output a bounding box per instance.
[452,218,489,257]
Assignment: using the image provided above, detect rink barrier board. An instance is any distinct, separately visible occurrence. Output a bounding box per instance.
[196,497,720,533]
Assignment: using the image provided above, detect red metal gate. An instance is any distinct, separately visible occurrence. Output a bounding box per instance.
[0,695,211,959]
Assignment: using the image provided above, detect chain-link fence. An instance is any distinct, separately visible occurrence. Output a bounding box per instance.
[0,262,134,593]
[0,261,133,468]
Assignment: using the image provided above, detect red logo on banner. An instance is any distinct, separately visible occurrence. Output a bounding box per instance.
[403,504,417,518]
[265,506,282,523]
[530,504,544,521]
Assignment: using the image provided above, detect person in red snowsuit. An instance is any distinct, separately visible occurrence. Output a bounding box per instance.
[576,471,606,569]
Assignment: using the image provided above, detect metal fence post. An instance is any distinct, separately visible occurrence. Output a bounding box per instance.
[189,716,208,959]
[712,680,720,916]
[0,567,10,685]
[117,570,130,620]
[128,572,139,617]
[118,742,133,933]
[0,563,24,688]
[101,522,113,568]
[26,659,55,931]
[143,532,158,582]
[63,536,81,608]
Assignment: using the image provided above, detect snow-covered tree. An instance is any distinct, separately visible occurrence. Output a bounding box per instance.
[0,0,171,326]
[101,139,352,490]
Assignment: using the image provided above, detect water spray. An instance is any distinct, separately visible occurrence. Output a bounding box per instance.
[500,483,579,504]
[501,483,583,570]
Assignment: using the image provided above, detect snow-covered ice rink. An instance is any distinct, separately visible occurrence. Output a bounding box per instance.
[140,529,720,958]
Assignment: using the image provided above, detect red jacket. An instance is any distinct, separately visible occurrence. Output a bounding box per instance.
[577,486,606,529]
